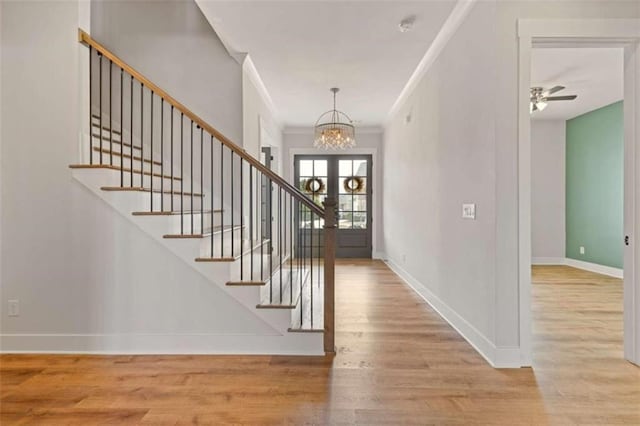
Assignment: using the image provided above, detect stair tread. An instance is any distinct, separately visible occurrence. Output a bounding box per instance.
[92,133,141,151]
[163,224,243,239]
[93,147,162,166]
[91,123,122,135]
[69,164,182,181]
[101,186,204,196]
[200,240,269,262]
[195,239,269,265]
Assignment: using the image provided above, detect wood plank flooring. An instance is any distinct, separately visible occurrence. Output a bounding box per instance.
[1,261,638,424]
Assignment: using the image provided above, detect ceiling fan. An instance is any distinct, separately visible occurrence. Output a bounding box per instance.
[530,86,577,113]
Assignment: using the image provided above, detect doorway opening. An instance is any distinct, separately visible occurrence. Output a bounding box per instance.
[530,46,626,366]
[518,19,640,367]
[294,155,373,258]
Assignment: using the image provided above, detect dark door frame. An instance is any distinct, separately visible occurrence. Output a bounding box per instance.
[294,154,373,258]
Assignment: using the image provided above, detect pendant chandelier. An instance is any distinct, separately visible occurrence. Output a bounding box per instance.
[313,88,356,150]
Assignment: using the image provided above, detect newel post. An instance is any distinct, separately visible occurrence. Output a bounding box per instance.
[322,197,337,354]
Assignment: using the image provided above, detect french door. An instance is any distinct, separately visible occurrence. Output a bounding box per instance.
[294,155,372,258]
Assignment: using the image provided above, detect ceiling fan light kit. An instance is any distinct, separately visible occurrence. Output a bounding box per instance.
[530,85,577,113]
[314,88,356,150]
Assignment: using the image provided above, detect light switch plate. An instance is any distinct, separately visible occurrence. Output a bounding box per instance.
[8,300,19,317]
[462,203,476,220]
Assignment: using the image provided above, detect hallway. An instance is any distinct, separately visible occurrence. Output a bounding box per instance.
[1,261,638,424]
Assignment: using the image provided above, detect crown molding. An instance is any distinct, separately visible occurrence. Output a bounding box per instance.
[385,0,477,125]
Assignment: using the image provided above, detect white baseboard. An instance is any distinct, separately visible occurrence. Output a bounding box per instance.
[532,257,623,278]
[565,258,623,279]
[383,258,522,369]
[0,333,325,356]
[532,257,566,265]
[372,251,387,260]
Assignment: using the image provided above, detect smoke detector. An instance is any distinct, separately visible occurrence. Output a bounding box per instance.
[398,15,416,33]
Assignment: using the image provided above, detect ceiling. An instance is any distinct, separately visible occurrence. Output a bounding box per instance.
[531,47,623,121]
[196,0,457,127]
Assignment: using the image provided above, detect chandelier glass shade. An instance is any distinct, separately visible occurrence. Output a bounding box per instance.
[313,88,356,150]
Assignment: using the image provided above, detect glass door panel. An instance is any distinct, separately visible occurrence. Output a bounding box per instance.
[294,154,372,258]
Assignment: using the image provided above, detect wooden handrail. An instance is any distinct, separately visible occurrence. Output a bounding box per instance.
[78,29,324,217]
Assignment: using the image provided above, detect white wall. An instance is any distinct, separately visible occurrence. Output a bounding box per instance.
[91,0,243,144]
[283,129,384,257]
[531,120,566,262]
[0,0,287,353]
[383,0,498,360]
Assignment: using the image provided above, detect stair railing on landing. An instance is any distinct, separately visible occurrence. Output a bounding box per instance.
[78,29,336,352]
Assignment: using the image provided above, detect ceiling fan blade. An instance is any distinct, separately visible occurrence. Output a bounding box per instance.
[545,85,565,96]
[545,95,577,101]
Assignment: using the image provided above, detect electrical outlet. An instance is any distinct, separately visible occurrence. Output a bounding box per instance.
[8,300,19,317]
[580,246,585,255]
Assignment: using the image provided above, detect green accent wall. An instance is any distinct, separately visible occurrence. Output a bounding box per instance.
[566,101,623,269]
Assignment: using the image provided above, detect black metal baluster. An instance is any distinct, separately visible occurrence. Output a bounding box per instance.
[249,166,254,280]
[269,177,272,303]
[98,52,102,165]
[150,92,154,212]
[290,193,293,305]
[89,47,93,165]
[269,179,273,296]
[180,113,184,234]
[210,136,214,257]
[279,186,282,300]
[260,172,264,283]
[109,60,113,166]
[310,208,314,328]
[231,151,234,256]
[240,158,244,279]
[140,83,144,189]
[200,127,204,234]
[129,76,133,187]
[160,99,164,211]
[170,106,174,210]
[190,123,194,235]
[298,199,303,325]
[220,143,224,257]
[119,68,123,187]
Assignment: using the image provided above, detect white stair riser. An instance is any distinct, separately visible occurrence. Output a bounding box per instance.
[231,252,272,283]
[90,138,135,157]
[200,234,259,260]
[91,129,183,171]
[143,193,205,212]
[91,153,163,174]
[96,169,180,191]
[164,212,217,234]
[196,227,242,256]
[98,189,203,214]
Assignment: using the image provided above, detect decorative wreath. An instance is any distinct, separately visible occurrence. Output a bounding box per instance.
[304,177,326,194]
[343,176,365,194]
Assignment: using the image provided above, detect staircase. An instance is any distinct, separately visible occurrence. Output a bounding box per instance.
[70,29,336,355]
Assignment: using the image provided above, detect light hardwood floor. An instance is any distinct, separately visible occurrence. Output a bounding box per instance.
[1,261,638,424]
